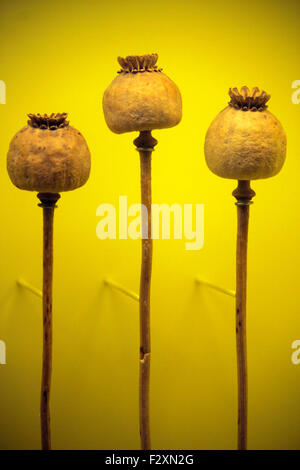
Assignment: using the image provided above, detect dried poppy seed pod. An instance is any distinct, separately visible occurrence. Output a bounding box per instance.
[204,87,287,180]
[7,113,91,450]
[102,53,182,450]
[102,53,182,133]
[204,87,287,450]
[7,113,91,193]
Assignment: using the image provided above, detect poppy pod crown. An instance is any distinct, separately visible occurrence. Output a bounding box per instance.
[228,86,271,112]
[102,53,182,134]
[117,54,162,73]
[27,112,70,129]
[204,87,287,180]
[7,113,91,193]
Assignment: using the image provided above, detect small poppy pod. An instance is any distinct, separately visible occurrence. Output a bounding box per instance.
[204,87,287,180]
[102,54,182,134]
[7,113,91,193]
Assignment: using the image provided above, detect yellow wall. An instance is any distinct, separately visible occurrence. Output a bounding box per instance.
[0,0,300,450]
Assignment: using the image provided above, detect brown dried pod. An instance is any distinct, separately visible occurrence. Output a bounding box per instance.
[205,87,286,180]
[7,113,91,193]
[7,114,91,450]
[102,53,182,133]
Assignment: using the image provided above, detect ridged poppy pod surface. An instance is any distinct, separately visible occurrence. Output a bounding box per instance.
[204,87,287,180]
[102,53,182,133]
[7,113,91,193]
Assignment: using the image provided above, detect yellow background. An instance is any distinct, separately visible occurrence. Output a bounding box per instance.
[0,0,299,450]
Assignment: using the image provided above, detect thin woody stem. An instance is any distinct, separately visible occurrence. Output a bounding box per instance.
[37,192,60,450]
[134,131,157,450]
[232,180,255,450]
[139,152,152,450]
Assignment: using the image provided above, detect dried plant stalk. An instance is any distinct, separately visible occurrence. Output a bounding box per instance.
[7,114,91,450]
[233,180,255,450]
[38,192,60,450]
[236,202,249,449]
[205,87,286,450]
[103,54,181,450]
[134,131,157,450]
[139,152,152,450]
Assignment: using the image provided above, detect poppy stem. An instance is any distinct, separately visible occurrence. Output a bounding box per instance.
[37,192,60,451]
[232,180,255,450]
[134,131,157,450]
